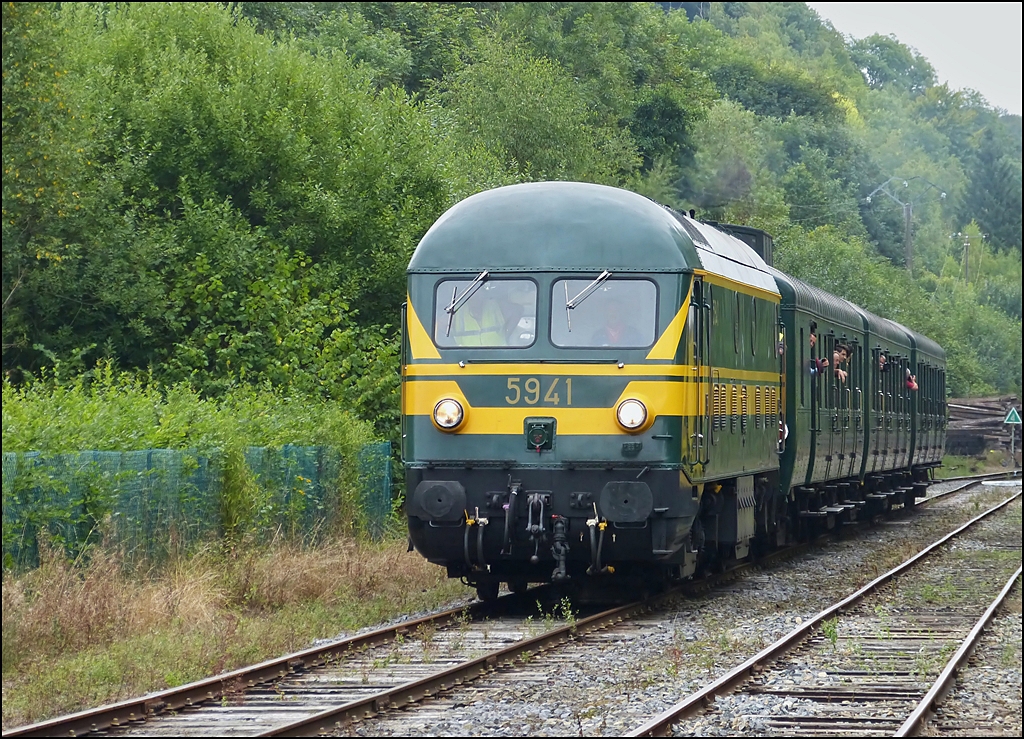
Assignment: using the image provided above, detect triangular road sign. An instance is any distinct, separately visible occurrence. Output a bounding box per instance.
[1005,406,1022,424]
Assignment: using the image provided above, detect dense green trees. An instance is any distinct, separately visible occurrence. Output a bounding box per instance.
[3,2,1020,418]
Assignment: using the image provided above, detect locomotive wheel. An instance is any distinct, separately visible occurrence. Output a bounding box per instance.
[476,582,500,602]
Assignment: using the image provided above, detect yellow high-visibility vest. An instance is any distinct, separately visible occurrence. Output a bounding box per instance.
[455,301,505,346]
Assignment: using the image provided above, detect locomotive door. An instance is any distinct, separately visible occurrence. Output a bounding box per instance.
[682,279,710,476]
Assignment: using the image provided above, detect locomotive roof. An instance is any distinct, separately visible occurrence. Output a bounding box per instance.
[408,182,778,294]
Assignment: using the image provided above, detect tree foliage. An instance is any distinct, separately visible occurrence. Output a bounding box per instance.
[2,1,1020,420]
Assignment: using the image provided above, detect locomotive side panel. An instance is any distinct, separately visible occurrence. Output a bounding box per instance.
[693,277,782,483]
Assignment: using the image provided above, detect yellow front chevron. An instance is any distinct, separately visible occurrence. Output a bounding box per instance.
[646,296,690,360]
[406,296,441,360]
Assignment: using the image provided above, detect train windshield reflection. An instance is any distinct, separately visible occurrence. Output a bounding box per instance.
[433,279,537,347]
[551,279,657,348]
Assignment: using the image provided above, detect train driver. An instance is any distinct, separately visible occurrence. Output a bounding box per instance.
[454,285,507,346]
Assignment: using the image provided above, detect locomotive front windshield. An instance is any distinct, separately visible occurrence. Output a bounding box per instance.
[433,278,537,347]
[551,278,657,348]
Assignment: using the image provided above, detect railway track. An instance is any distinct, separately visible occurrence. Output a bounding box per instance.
[4,472,1018,739]
[628,487,1022,737]
[935,470,1021,484]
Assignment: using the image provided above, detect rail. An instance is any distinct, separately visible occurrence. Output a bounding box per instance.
[627,486,1022,737]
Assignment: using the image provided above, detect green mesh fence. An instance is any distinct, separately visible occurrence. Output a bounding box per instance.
[2,443,391,569]
[358,442,393,540]
[242,445,343,537]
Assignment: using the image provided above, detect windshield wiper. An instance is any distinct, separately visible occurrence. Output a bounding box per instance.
[445,270,489,336]
[564,270,611,332]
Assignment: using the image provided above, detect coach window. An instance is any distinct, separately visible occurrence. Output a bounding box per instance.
[838,342,850,410]
[930,366,937,417]
[434,278,537,348]
[940,370,947,423]
[901,357,910,410]
[822,334,833,409]
[880,352,888,413]
[921,366,927,416]
[854,344,863,410]
[551,278,657,348]
[878,350,883,413]
[871,348,880,412]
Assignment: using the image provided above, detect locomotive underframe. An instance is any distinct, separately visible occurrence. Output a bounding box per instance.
[408,465,791,591]
[406,462,937,597]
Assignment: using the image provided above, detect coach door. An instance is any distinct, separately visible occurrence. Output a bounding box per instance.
[822,332,836,481]
[880,352,894,469]
[849,342,864,478]
[896,355,911,468]
[833,337,852,479]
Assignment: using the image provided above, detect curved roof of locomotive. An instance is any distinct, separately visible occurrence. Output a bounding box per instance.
[408,182,778,294]
[410,182,693,272]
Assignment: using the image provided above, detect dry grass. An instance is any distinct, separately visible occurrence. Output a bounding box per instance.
[2,538,472,728]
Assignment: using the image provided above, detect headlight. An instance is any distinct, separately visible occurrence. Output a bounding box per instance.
[433,398,464,430]
[616,399,647,430]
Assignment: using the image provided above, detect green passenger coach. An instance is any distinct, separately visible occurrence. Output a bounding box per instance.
[401,182,945,599]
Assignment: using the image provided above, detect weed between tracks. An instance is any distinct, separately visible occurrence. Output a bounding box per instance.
[1,538,472,728]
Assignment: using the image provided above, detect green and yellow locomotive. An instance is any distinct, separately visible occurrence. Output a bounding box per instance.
[401,182,946,600]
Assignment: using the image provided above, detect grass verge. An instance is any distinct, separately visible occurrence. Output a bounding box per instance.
[941,451,1019,477]
[1,537,472,729]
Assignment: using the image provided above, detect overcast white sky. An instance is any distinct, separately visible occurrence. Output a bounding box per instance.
[807,2,1022,115]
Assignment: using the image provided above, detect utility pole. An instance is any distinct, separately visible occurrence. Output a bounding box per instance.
[954,230,984,285]
[866,177,946,275]
[903,202,913,273]
[964,234,969,284]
